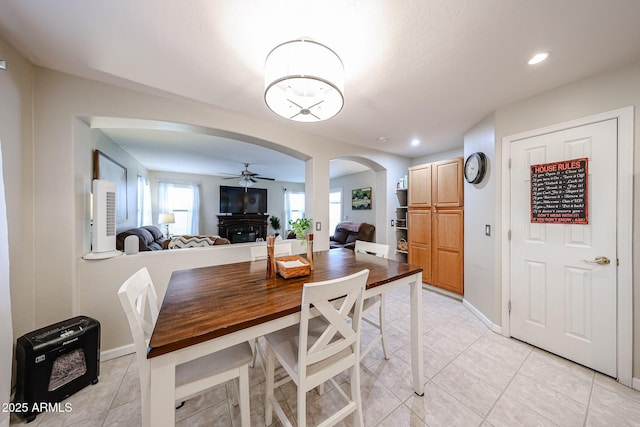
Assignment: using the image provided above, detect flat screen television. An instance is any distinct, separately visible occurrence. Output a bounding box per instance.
[219,186,268,214]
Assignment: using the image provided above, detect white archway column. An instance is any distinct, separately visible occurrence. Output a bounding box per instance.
[305,157,330,251]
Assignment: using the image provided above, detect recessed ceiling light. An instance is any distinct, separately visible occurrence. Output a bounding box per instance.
[377,137,388,143]
[528,51,550,65]
[411,139,420,147]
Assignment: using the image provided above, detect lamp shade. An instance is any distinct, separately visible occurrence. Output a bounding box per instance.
[265,38,344,122]
[158,213,175,225]
[239,179,254,187]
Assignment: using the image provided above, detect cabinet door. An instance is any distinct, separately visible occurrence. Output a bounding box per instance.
[408,164,431,208]
[408,209,431,283]
[433,157,463,208]
[432,209,463,294]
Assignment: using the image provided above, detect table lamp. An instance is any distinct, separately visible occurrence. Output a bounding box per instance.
[158,213,175,238]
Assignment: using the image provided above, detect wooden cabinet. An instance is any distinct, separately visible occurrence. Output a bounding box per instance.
[408,164,431,208]
[433,158,464,207]
[432,209,463,294]
[407,157,464,294]
[408,209,431,283]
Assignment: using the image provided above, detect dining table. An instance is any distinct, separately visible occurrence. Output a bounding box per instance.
[147,248,424,427]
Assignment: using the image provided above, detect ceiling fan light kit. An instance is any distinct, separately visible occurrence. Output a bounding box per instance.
[264,38,344,122]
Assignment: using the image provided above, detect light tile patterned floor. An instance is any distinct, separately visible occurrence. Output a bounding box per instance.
[10,287,640,426]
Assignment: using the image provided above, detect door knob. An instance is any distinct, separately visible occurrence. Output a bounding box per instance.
[581,256,611,265]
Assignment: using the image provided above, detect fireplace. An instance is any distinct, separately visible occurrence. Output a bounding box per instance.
[217,214,269,243]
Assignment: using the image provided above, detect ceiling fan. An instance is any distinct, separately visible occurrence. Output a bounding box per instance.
[221,163,275,187]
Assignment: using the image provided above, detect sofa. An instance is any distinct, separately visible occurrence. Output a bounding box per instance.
[329,221,375,250]
[116,226,167,251]
[116,226,230,252]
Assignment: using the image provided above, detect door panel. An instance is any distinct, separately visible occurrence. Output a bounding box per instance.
[432,209,463,294]
[408,209,431,283]
[433,158,463,207]
[509,119,617,376]
[408,165,431,208]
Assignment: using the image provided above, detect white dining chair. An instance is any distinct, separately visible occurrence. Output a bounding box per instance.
[118,267,252,427]
[264,269,369,427]
[249,241,293,260]
[249,241,293,368]
[354,240,391,361]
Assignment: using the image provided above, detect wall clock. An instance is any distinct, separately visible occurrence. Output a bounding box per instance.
[464,152,487,184]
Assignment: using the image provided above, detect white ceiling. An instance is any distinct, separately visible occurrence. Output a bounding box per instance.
[2,0,640,180]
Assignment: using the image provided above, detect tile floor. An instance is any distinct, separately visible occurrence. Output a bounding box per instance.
[10,287,640,426]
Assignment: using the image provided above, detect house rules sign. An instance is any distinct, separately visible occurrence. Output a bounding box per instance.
[530,158,588,224]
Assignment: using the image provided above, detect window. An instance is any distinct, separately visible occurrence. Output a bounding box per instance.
[158,182,200,235]
[284,191,305,230]
[329,188,342,233]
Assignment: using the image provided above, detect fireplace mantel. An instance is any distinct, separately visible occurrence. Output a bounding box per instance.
[217,214,269,243]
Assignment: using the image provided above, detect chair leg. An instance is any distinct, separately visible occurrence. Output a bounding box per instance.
[230,380,239,406]
[297,381,307,427]
[351,366,364,427]
[265,343,275,426]
[249,338,257,368]
[379,295,390,360]
[239,364,251,427]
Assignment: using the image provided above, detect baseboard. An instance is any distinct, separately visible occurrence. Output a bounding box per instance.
[633,377,640,391]
[462,298,502,334]
[101,344,135,361]
[422,283,463,301]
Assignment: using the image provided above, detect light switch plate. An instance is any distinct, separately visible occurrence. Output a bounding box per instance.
[315,222,321,231]
[485,224,491,236]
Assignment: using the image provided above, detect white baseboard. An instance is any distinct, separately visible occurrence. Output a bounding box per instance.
[422,283,463,301]
[462,298,502,334]
[633,377,640,391]
[101,344,135,362]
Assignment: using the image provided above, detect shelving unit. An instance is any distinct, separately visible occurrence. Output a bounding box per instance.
[395,187,408,257]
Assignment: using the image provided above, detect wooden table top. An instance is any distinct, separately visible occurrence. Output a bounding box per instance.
[148,249,422,358]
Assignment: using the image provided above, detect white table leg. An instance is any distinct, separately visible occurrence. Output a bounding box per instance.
[410,273,424,395]
[149,357,176,427]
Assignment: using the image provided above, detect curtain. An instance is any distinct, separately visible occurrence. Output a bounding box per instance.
[190,184,200,235]
[157,182,173,224]
[0,142,12,427]
[157,182,199,235]
[137,176,152,226]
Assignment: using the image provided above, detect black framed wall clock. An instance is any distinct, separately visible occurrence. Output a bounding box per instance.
[464,152,487,184]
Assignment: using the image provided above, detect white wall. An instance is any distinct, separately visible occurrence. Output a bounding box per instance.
[494,60,640,378]
[329,169,376,225]
[0,38,35,404]
[462,114,498,325]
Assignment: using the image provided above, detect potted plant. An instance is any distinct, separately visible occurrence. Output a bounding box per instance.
[288,218,311,240]
[269,216,281,237]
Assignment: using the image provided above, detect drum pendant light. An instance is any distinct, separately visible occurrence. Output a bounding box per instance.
[264,38,344,122]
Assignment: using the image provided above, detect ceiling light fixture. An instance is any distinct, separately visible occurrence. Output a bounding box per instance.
[411,139,420,147]
[264,38,344,122]
[239,178,255,188]
[528,51,550,65]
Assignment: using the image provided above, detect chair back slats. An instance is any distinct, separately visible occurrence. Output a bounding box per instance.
[354,240,389,258]
[298,269,368,375]
[250,242,293,260]
[118,267,159,384]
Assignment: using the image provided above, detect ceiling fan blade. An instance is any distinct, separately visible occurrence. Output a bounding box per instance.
[256,176,275,181]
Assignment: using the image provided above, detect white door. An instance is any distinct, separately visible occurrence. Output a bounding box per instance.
[509,119,617,377]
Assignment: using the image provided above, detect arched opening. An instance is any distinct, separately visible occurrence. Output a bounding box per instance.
[328,156,389,251]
